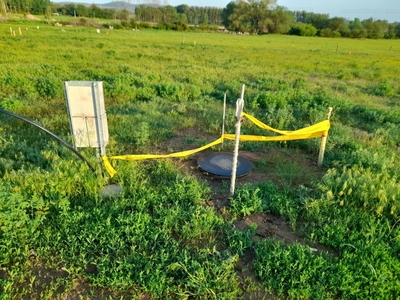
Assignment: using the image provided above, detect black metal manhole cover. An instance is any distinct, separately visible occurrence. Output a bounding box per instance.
[197,152,252,178]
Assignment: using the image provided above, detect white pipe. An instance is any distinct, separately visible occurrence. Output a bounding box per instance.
[222,93,226,145]
[230,84,245,196]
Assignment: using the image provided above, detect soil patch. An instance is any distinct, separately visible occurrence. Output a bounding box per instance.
[26,14,41,20]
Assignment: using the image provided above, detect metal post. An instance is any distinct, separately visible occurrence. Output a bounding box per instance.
[230,84,245,197]
[318,107,333,166]
[221,93,226,145]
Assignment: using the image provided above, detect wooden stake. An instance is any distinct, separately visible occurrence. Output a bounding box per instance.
[18,27,22,36]
[336,43,339,53]
[230,84,245,197]
[221,93,226,145]
[318,107,333,166]
[182,36,185,44]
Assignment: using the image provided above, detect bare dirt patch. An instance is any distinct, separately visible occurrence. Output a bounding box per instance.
[26,14,41,21]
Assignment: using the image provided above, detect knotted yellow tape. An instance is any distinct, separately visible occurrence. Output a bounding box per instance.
[102,113,330,177]
[102,156,117,178]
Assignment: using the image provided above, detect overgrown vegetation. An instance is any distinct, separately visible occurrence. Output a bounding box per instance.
[3,0,400,37]
[0,19,399,298]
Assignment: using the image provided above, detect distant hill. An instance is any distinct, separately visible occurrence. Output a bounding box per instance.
[53,1,138,11]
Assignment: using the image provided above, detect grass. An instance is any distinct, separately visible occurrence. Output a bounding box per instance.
[1,15,400,299]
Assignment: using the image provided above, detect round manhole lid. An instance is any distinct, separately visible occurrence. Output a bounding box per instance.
[197,152,252,178]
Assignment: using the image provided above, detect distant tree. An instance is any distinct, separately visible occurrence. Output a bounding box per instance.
[222,1,236,28]
[294,10,307,23]
[266,5,295,34]
[175,4,189,14]
[180,12,187,24]
[385,23,396,39]
[117,9,130,21]
[102,8,116,19]
[161,5,178,23]
[75,4,88,17]
[395,23,400,38]
[362,18,387,39]
[304,12,329,30]
[328,17,350,37]
[229,0,277,34]
[30,0,49,14]
[202,13,208,24]
[349,18,367,38]
[64,3,76,16]
[88,4,102,18]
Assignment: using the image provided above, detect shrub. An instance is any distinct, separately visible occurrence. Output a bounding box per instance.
[254,240,337,299]
[318,165,400,219]
[0,97,24,111]
[229,184,262,216]
[33,77,61,99]
[121,21,130,28]
[288,23,317,36]
[112,23,124,30]
[368,80,394,97]
[320,28,341,38]
[171,21,189,31]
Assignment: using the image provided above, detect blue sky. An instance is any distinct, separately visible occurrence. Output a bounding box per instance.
[54,0,400,22]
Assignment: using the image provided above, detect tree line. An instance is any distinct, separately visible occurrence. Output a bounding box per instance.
[221,0,399,38]
[1,0,400,39]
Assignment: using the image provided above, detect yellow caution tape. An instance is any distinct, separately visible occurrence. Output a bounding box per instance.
[242,112,292,135]
[110,137,223,162]
[102,156,117,178]
[242,113,330,137]
[102,113,331,177]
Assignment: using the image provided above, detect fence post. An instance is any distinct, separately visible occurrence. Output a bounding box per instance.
[318,107,333,166]
[230,84,245,196]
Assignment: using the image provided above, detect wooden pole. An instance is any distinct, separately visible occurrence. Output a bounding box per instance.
[230,84,245,197]
[336,43,339,53]
[318,107,333,166]
[221,93,226,145]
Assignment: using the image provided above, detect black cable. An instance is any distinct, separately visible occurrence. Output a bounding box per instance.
[0,108,96,173]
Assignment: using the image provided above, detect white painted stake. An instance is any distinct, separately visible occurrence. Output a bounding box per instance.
[230,84,245,197]
[221,93,226,145]
[317,107,333,166]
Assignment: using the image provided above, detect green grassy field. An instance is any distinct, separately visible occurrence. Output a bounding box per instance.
[1,18,400,299]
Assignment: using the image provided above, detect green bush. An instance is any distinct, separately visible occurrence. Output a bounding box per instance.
[288,23,317,36]
[33,77,61,99]
[229,184,262,217]
[317,164,399,219]
[0,97,24,111]
[368,80,394,97]
[254,240,337,299]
